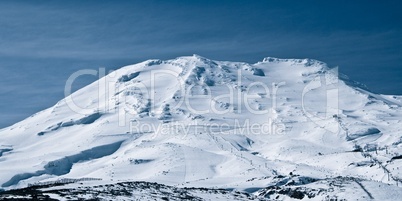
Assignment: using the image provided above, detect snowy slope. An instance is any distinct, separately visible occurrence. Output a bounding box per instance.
[1,55,402,200]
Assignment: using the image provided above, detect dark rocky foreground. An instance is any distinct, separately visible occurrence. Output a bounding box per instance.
[0,176,380,200]
[0,181,262,201]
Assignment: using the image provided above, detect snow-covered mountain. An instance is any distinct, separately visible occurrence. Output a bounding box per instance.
[1,55,402,200]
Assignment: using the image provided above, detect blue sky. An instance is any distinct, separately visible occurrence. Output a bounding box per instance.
[0,0,401,128]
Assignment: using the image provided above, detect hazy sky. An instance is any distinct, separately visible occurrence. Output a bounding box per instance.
[0,0,401,128]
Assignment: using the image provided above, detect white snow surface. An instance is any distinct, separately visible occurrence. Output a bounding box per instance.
[0,55,402,200]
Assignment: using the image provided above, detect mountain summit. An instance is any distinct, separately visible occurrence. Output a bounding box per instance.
[1,56,402,200]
